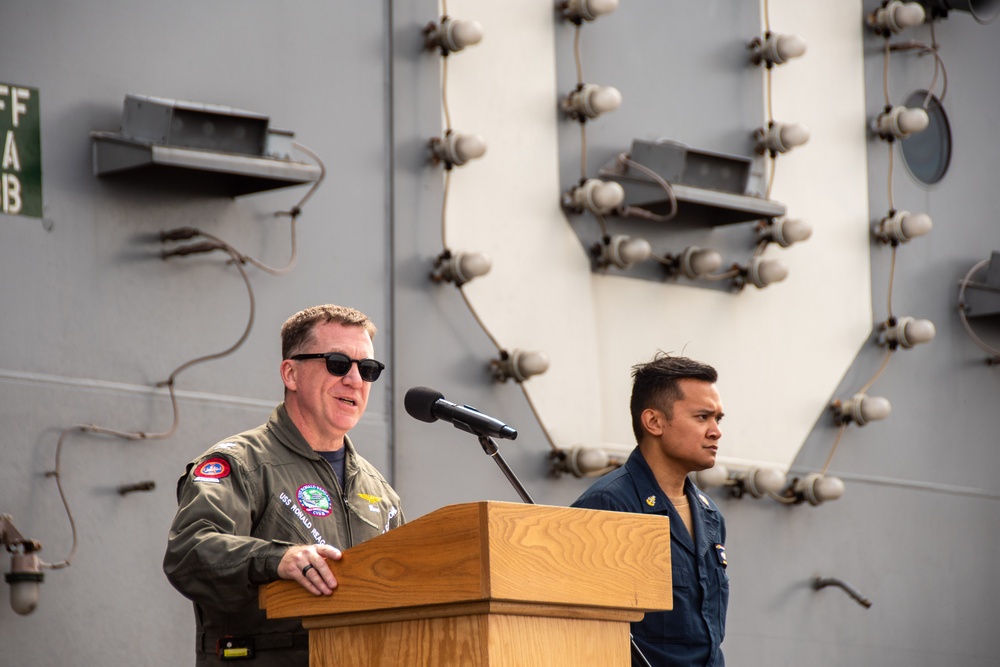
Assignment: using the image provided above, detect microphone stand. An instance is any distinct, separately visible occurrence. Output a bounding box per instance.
[475,435,653,667]
[477,435,534,504]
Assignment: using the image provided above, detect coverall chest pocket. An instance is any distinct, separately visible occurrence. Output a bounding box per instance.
[634,564,694,643]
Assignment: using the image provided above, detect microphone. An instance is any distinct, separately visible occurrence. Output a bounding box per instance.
[404,386,518,440]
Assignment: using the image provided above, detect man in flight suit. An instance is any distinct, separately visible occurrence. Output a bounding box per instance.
[573,354,729,666]
[163,304,404,666]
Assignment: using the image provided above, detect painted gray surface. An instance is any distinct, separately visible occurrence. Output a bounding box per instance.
[554,0,770,286]
[1,2,998,666]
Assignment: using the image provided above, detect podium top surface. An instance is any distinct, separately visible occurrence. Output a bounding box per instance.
[260,501,671,621]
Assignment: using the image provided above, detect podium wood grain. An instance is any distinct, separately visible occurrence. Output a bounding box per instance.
[259,501,672,667]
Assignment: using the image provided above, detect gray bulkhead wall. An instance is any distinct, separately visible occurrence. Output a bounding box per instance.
[773,3,1000,663]
[0,1,394,665]
[1,2,998,667]
[393,1,1000,665]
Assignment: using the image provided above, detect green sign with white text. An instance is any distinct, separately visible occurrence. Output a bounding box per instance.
[1,83,42,219]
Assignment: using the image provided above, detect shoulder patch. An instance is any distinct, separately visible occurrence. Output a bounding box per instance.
[193,457,231,483]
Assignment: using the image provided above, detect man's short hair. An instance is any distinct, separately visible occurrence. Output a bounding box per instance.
[281,305,377,359]
[629,353,718,444]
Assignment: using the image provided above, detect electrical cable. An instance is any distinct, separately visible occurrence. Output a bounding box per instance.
[889,39,948,105]
[957,259,1000,362]
[820,423,848,476]
[426,2,562,455]
[43,245,256,569]
[615,153,678,222]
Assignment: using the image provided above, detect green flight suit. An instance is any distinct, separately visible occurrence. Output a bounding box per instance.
[163,403,404,666]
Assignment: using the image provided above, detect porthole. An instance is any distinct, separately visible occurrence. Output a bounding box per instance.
[900,90,951,186]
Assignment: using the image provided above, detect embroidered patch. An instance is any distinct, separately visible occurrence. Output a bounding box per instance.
[357,492,382,504]
[193,458,230,483]
[297,484,333,517]
[715,544,728,567]
[645,495,656,507]
[383,506,398,533]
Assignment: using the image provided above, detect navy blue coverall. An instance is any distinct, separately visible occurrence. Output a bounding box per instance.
[572,447,729,667]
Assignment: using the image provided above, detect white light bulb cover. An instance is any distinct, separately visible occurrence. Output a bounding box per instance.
[693,464,730,490]
[452,133,487,164]
[450,251,492,285]
[440,17,484,52]
[842,393,892,426]
[573,178,625,215]
[568,447,610,476]
[756,122,810,154]
[747,257,789,288]
[606,235,651,269]
[433,132,487,167]
[872,1,926,34]
[753,33,807,66]
[795,473,846,505]
[564,0,620,22]
[509,349,550,382]
[741,467,787,498]
[761,218,813,247]
[877,106,930,140]
[881,210,932,243]
[681,246,723,279]
[456,252,492,282]
[885,316,936,348]
[564,84,622,121]
[7,552,43,616]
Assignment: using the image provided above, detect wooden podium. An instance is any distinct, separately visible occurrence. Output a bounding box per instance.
[259,501,671,667]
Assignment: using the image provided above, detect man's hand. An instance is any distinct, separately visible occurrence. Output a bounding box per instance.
[277,544,343,596]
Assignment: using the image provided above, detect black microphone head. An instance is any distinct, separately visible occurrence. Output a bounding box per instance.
[404,386,445,423]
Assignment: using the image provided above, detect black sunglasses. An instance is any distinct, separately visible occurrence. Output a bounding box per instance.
[290,352,386,382]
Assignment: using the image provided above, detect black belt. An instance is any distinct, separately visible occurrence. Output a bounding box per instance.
[199,632,309,660]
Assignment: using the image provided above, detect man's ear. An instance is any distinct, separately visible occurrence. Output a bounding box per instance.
[280,359,298,392]
[641,407,666,437]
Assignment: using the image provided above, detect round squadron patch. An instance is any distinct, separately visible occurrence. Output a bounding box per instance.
[297,484,333,517]
[194,457,231,481]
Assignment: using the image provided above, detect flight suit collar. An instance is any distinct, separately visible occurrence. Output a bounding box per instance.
[269,403,359,462]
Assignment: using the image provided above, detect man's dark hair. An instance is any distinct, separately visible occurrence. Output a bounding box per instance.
[629,353,718,444]
[281,304,377,359]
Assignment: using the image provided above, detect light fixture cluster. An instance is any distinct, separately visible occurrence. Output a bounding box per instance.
[425,11,487,171]
[740,16,812,292]
[558,0,620,24]
[556,1,643,276]
[425,9,492,287]
[429,131,487,169]
[423,16,484,54]
[594,234,652,270]
[424,10,552,399]
[548,443,631,478]
[807,9,944,489]
[693,464,845,506]
[564,178,625,216]
[430,249,492,287]
[867,1,926,36]
[750,24,810,158]
[490,349,551,383]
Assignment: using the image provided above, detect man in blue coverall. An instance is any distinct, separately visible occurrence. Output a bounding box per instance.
[573,354,729,666]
